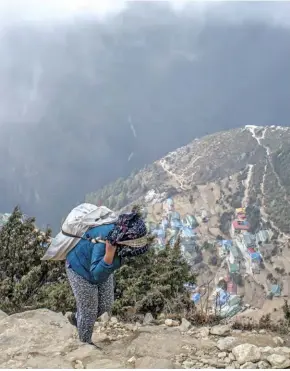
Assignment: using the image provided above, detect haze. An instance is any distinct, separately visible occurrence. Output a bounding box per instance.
[0,1,289,231]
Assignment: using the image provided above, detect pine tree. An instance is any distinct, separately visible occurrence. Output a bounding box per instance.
[112,236,196,318]
[0,206,74,314]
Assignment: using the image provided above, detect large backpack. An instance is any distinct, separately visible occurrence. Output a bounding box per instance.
[41,203,118,261]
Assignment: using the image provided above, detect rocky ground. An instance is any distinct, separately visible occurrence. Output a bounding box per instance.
[1,309,290,369]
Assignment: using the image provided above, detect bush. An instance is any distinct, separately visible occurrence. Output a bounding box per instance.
[219,211,234,235]
[283,300,290,324]
[0,206,72,314]
[267,273,274,281]
[202,241,212,250]
[246,204,261,233]
[275,267,285,275]
[232,273,243,287]
[232,312,290,334]
[217,279,227,291]
[113,237,196,319]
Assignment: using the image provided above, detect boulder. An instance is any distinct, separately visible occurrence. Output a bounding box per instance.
[127,356,137,366]
[179,318,191,332]
[183,360,195,368]
[229,353,236,361]
[210,325,231,336]
[259,346,290,359]
[217,337,237,351]
[273,336,284,346]
[240,361,257,369]
[99,312,110,323]
[74,360,85,369]
[165,319,179,327]
[267,354,290,369]
[257,360,271,369]
[232,344,261,365]
[224,357,231,364]
[143,312,154,325]
[110,316,118,324]
[196,327,210,338]
[276,347,290,355]
[226,364,236,369]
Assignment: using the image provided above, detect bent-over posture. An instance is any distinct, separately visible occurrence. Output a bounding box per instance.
[66,210,149,346]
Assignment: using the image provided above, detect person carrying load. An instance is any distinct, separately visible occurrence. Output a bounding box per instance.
[42,203,151,347]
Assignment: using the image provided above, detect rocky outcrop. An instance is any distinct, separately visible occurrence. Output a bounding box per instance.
[210,325,231,336]
[232,344,261,365]
[1,309,290,369]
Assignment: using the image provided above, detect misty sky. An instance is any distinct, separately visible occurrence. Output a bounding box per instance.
[0,0,289,25]
[0,1,290,231]
[0,0,127,23]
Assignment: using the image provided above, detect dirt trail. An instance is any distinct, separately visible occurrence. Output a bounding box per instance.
[245,125,289,241]
[242,164,253,206]
[2,309,290,369]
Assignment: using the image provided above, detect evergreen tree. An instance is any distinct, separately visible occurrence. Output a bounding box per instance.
[0,206,74,314]
[113,237,196,318]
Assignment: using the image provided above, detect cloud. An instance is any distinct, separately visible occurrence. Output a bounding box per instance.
[0,0,127,23]
[1,0,290,28]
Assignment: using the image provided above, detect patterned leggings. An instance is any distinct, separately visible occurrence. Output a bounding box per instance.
[66,266,114,343]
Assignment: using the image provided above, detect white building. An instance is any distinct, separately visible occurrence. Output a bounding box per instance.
[256,230,273,245]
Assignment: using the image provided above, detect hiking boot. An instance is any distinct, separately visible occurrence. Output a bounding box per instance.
[67,312,77,328]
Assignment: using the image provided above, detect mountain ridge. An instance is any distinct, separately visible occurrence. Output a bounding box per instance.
[85,125,290,316]
[86,125,290,237]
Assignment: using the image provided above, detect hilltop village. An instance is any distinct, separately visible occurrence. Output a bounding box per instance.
[145,196,283,319]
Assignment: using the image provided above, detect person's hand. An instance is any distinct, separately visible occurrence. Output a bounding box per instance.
[104,240,117,264]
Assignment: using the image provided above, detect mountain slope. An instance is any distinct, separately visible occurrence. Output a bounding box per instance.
[86,125,290,235]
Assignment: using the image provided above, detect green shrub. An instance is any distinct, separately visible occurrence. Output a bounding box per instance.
[113,238,196,318]
[0,206,73,314]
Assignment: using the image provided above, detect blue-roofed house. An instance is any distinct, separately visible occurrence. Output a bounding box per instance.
[270,284,281,297]
[222,240,233,250]
[229,244,243,265]
[250,252,262,262]
[218,240,232,257]
[183,215,199,229]
[242,232,256,248]
[256,230,273,245]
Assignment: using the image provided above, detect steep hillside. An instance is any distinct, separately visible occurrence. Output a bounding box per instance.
[87,125,290,236]
[86,125,290,315]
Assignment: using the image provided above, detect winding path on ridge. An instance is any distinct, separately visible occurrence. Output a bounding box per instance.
[245,125,289,241]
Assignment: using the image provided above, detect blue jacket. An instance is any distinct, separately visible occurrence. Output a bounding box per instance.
[66,223,122,284]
